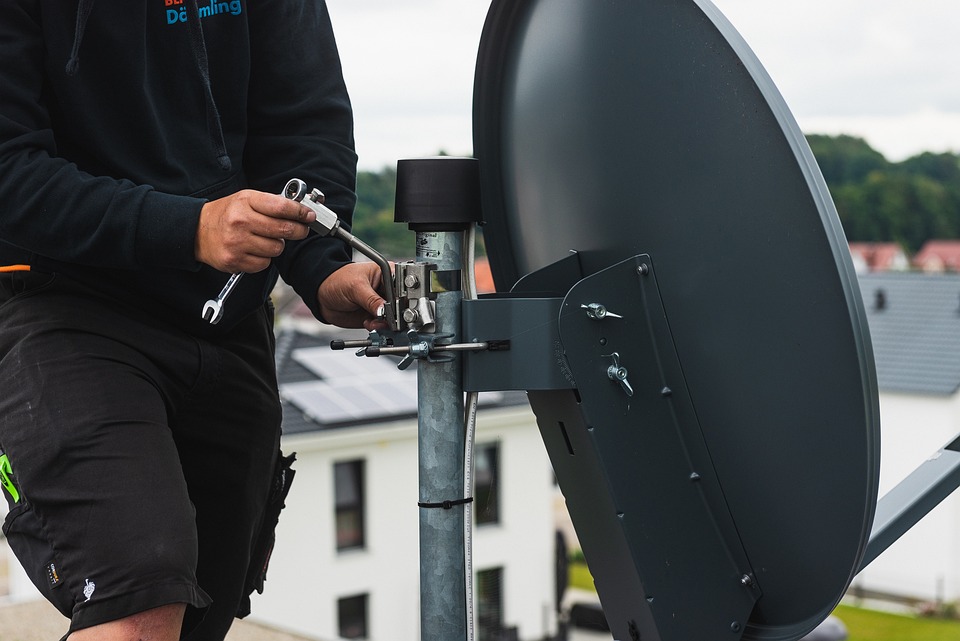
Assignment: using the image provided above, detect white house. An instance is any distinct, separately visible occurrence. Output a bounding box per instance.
[247,328,560,641]
[852,272,960,604]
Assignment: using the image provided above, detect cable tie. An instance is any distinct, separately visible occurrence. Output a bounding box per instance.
[418,497,474,510]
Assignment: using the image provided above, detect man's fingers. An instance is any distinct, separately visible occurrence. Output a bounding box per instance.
[317,262,389,330]
[248,191,316,224]
[247,193,314,241]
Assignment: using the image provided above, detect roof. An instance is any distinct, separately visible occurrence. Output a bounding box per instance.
[913,240,960,272]
[275,327,526,435]
[473,257,496,293]
[859,272,960,395]
[848,242,908,272]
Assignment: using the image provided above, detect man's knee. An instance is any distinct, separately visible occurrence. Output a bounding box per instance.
[68,603,186,641]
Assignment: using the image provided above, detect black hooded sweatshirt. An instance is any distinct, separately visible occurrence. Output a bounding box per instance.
[0,0,358,336]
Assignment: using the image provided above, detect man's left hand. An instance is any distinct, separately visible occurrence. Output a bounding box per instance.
[317,262,388,330]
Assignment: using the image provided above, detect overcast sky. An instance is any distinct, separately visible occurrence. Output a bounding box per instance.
[326,0,960,170]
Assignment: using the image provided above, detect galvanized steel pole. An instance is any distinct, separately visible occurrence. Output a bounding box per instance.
[394,157,482,641]
[416,229,467,641]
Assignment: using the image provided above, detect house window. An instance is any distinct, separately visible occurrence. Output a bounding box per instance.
[475,443,500,525]
[338,593,369,639]
[334,459,365,550]
[477,567,504,641]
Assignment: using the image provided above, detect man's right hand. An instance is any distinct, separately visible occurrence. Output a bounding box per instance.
[195,189,317,273]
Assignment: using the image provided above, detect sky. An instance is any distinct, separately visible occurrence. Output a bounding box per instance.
[325,0,960,170]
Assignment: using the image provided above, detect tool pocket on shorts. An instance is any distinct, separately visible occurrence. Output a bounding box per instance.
[3,500,74,618]
[0,270,58,306]
[236,450,296,618]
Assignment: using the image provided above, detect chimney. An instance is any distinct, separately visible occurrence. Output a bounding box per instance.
[874,289,887,311]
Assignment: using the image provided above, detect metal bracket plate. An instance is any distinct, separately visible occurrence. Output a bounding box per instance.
[461,295,574,392]
[540,254,759,641]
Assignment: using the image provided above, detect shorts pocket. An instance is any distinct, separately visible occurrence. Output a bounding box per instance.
[0,271,58,306]
[3,500,74,618]
[236,450,296,618]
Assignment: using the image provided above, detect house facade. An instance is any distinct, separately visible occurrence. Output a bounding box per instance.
[852,272,960,604]
[246,329,559,641]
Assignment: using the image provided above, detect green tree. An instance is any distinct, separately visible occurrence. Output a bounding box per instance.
[807,134,889,186]
[807,135,960,252]
[351,166,416,259]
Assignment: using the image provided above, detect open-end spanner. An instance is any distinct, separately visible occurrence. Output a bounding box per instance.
[201,271,243,325]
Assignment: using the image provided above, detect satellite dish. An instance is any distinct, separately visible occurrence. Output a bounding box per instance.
[472,1,880,639]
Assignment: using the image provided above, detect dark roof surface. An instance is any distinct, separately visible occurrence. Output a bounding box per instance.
[275,328,527,435]
[859,272,960,395]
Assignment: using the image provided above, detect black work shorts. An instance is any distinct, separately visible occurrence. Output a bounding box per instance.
[0,271,290,640]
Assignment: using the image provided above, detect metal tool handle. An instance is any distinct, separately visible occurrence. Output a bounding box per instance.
[283,178,399,331]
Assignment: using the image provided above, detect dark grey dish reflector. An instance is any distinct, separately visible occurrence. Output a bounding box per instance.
[472,1,880,640]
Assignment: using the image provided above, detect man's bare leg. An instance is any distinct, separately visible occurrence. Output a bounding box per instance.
[68,603,186,641]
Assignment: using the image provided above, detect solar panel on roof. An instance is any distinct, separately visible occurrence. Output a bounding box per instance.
[292,345,413,381]
[281,346,504,426]
[282,380,420,424]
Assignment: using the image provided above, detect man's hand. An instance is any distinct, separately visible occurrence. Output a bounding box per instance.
[318,262,388,330]
[196,190,316,273]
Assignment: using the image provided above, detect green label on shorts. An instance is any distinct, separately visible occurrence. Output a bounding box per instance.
[0,453,21,503]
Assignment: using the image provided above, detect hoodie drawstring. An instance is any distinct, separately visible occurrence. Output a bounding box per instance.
[185,0,233,171]
[65,0,95,76]
[66,0,233,172]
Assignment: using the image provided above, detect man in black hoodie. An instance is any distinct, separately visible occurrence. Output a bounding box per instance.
[0,1,384,639]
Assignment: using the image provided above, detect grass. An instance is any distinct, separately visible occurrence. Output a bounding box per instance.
[836,604,960,641]
[569,560,594,592]
[568,560,960,640]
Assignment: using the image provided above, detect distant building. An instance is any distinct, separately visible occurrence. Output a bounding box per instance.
[848,242,910,273]
[473,257,497,294]
[853,272,960,604]
[247,328,559,641]
[912,240,960,273]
